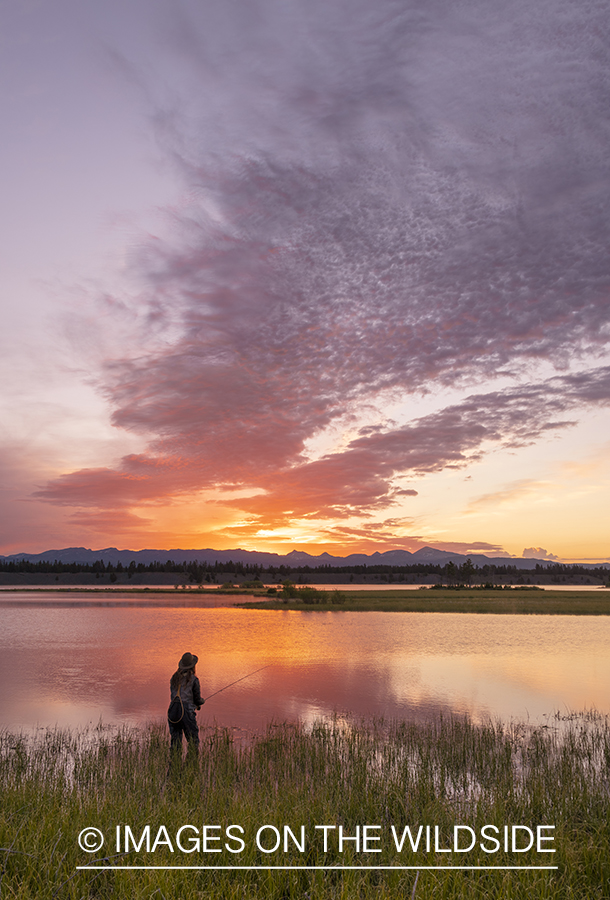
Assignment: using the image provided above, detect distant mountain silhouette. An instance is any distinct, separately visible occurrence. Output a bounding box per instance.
[0,545,558,570]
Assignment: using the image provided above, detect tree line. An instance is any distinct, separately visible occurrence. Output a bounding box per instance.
[1,557,608,584]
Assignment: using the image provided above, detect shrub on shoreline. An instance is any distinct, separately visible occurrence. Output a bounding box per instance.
[277,583,347,604]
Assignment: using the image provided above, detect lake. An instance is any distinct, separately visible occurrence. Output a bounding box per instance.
[1,595,608,734]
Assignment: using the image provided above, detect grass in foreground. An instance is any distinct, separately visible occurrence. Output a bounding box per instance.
[242,588,610,614]
[1,712,609,898]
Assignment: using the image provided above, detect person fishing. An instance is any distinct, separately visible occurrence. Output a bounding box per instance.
[168,651,204,754]
[167,658,270,758]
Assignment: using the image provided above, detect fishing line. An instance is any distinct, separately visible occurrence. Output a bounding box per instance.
[204,665,270,701]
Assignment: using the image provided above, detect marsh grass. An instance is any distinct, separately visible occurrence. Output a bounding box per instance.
[244,588,610,614]
[0,713,609,898]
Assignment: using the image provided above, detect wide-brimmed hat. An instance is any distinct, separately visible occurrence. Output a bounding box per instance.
[178,652,199,670]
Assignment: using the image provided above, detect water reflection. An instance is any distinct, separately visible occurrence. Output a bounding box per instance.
[0,605,608,732]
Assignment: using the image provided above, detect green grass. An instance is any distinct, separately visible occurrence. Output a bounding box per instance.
[241,588,610,614]
[3,586,610,615]
[1,712,608,898]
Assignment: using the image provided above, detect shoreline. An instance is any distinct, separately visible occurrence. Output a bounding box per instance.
[1,586,610,613]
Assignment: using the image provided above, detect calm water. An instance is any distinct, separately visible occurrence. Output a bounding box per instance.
[1,596,608,733]
[3,583,608,591]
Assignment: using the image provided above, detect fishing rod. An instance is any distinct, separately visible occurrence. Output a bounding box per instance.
[204,665,270,702]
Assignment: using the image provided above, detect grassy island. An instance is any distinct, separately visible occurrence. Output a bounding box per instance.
[240,587,610,615]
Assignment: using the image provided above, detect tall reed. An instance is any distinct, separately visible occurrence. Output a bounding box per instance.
[0,712,608,898]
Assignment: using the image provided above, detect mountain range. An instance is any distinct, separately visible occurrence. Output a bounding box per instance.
[0,545,565,570]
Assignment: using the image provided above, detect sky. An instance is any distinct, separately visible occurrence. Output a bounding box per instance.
[1,0,610,562]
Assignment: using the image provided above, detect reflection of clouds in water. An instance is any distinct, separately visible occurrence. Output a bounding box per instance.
[467,653,610,716]
[1,606,609,731]
[25,700,116,731]
[288,703,331,731]
[386,656,483,720]
[387,652,610,724]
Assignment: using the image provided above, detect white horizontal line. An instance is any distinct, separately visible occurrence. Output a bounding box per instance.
[77,865,559,871]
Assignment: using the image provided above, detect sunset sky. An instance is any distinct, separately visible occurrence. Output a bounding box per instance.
[2,0,609,562]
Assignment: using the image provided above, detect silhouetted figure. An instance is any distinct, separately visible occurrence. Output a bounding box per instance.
[168,652,204,756]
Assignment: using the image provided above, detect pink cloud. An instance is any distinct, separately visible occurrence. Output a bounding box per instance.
[68,510,153,533]
[34,366,610,534]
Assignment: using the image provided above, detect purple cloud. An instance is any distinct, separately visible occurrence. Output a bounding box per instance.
[33,0,610,538]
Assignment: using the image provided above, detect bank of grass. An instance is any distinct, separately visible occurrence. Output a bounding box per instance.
[3,587,610,614]
[1,713,608,898]
[242,588,610,614]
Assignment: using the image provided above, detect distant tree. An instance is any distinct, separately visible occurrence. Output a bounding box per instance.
[461,558,475,585]
[444,561,457,585]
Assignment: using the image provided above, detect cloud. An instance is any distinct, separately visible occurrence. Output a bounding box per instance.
[427,541,510,555]
[36,365,610,528]
[222,366,610,522]
[522,547,559,561]
[68,510,153,534]
[34,456,200,508]
[0,446,75,554]
[465,479,550,513]
[31,0,610,544]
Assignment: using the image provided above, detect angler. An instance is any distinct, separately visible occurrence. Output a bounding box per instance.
[167,654,268,755]
[167,652,204,755]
